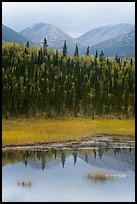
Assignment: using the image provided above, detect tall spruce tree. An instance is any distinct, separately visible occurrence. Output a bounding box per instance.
[100,50,105,61]
[95,50,98,58]
[86,46,90,56]
[25,41,29,48]
[43,38,48,55]
[115,54,118,61]
[62,40,67,57]
[24,41,29,54]
[74,43,79,57]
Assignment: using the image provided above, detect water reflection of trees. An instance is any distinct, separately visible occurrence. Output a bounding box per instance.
[85,154,88,163]
[98,148,104,159]
[93,149,96,159]
[2,145,134,170]
[72,151,77,165]
[61,151,66,168]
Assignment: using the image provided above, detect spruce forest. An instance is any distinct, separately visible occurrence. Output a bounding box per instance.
[2,39,135,118]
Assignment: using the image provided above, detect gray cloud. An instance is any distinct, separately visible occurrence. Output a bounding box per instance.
[2,2,135,37]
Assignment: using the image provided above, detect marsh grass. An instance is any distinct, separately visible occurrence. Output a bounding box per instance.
[17,179,33,188]
[86,171,126,183]
[2,118,135,146]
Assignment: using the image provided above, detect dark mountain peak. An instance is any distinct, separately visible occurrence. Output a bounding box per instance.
[2,24,34,46]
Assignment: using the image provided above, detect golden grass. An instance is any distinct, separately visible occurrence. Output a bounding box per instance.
[86,171,121,183]
[2,118,135,146]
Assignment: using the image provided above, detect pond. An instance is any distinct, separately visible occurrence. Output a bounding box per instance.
[2,136,135,202]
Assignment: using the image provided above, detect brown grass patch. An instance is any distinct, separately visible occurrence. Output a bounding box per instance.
[86,171,121,183]
[17,179,33,188]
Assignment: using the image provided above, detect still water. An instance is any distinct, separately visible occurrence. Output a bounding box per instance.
[2,136,135,202]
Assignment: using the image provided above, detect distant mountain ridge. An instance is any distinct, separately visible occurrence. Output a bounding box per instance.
[2,24,34,46]
[76,23,134,46]
[20,22,74,46]
[19,149,135,171]
[2,22,135,57]
[90,28,135,57]
[20,22,86,54]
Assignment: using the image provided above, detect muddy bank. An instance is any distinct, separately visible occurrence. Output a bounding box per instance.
[2,135,135,151]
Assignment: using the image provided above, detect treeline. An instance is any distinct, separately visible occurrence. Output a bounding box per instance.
[2,40,135,118]
[3,147,131,169]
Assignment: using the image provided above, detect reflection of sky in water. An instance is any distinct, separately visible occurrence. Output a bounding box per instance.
[2,149,135,202]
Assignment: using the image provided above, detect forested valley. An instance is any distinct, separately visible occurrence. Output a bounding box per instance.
[2,39,135,119]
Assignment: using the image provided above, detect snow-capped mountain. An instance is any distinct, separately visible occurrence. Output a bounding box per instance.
[2,22,135,57]
[20,23,74,46]
[90,27,135,57]
[76,23,134,46]
[20,22,86,54]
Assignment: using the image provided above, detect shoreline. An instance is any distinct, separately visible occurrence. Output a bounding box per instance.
[2,118,135,147]
[2,133,135,150]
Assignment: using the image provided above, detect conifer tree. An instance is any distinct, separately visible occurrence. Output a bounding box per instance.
[25,41,30,48]
[43,37,48,55]
[115,54,118,61]
[130,58,133,67]
[86,46,90,56]
[95,50,98,58]
[74,43,79,57]
[62,40,67,57]
[100,50,105,61]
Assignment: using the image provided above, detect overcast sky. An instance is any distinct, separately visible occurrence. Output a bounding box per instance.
[2,2,135,38]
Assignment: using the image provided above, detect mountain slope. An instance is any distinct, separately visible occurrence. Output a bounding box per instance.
[20,22,87,54]
[2,24,34,46]
[77,23,134,46]
[90,28,135,57]
[78,149,135,171]
[3,23,135,57]
[20,22,74,46]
